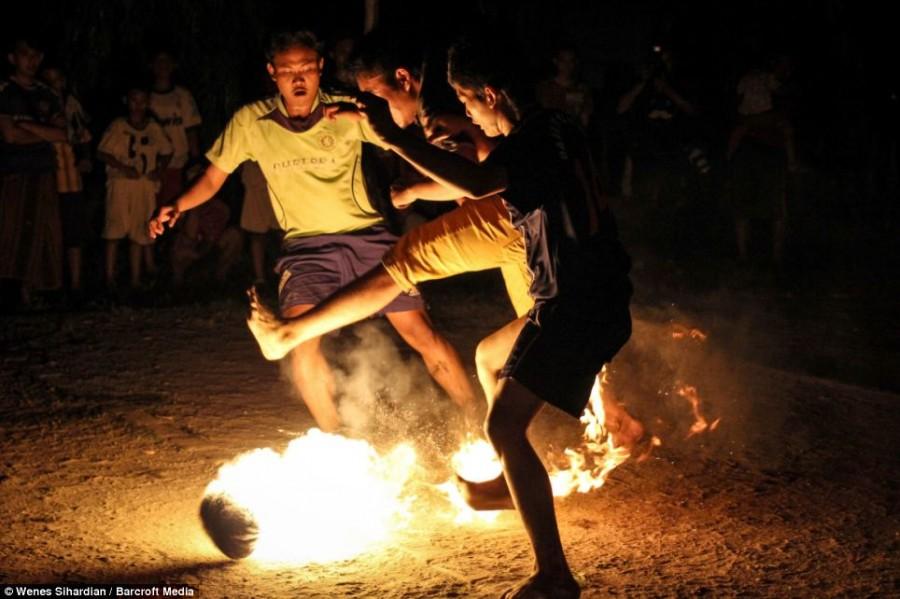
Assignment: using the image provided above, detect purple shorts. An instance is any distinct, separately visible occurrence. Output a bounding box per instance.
[275,226,424,315]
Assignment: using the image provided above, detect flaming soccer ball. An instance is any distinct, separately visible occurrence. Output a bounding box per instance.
[200,429,417,563]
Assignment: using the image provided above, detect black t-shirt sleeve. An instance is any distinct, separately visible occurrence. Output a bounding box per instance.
[486,113,563,214]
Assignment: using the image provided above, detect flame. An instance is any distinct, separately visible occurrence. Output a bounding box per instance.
[676,384,720,439]
[437,438,503,524]
[203,429,417,564]
[548,372,633,497]
[441,370,640,518]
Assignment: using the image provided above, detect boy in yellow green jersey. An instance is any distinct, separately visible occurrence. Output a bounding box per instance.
[149,31,477,433]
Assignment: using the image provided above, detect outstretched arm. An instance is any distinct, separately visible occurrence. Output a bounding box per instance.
[149,163,228,238]
[340,94,508,200]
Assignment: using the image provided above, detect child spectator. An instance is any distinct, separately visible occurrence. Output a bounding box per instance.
[0,37,65,309]
[536,44,594,129]
[97,83,172,293]
[239,160,280,285]
[148,49,202,205]
[41,64,92,300]
[727,54,798,170]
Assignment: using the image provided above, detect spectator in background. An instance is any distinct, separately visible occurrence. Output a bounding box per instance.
[239,160,281,285]
[0,37,65,309]
[536,44,594,129]
[98,83,172,293]
[41,64,92,302]
[324,31,359,92]
[617,43,698,228]
[170,177,242,289]
[728,54,798,171]
[148,49,202,206]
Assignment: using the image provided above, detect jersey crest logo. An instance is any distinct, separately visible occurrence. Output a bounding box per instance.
[318,134,335,149]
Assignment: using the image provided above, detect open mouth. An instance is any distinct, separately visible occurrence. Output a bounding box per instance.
[292,88,307,97]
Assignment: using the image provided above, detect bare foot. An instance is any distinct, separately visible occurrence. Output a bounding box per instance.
[456,473,514,511]
[500,572,580,599]
[245,286,293,361]
[607,410,644,452]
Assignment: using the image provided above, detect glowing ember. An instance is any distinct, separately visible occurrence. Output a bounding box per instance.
[549,373,632,497]
[438,438,503,524]
[671,324,708,341]
[202,429,417,563]
[676,384,721,439]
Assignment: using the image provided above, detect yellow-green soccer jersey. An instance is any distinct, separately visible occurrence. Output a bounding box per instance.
[206,90,386,239]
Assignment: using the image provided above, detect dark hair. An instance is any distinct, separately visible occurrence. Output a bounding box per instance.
[122,77,151,97]
[350,27,424,86]
[9,36,46,54]
[266,30,323,63]
[447,32,534,106]
[417,57,464,122]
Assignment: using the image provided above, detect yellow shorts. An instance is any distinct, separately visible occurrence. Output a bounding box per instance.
[382,196,534,317]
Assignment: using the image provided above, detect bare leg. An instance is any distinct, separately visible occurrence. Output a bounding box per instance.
[599,374,644,451]
[726,124,748,162]
[104,240,118,288]
[487,378,580,599]
[249,233,268,283]
[247,265,402,361]
[129,242,143,288]
[475,316,527,401]
[67,247,82,290]
[773,217,786,268]
[282,303,340,432]
[143,244,157,276]
[735,219,750,263]
[215,228,243,282]
[386,309,479,423]
[170,243,193,287]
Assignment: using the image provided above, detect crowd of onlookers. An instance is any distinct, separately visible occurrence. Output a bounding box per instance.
[0,39,285,311]
[0,22,894,313]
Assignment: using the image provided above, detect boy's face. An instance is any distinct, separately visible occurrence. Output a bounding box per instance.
[554,50,577,78]
[452,82,502,137]
[8,42,43,79]
[267,45,323,103]
[151,53,176,81]
[127,90,149,117]
[42,67,66,94]
[356,70,419,128]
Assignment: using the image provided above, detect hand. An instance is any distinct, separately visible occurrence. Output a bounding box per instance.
[148,204,181,239]
[390,185,415,209]
[323,101,363,122]
[354,92,403,146]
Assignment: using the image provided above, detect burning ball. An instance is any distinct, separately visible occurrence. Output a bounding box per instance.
[200,492,259,559]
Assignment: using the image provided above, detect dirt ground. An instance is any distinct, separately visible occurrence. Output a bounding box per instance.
[1,272,898,598]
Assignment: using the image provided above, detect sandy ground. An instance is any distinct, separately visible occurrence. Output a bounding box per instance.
[1,273,898,598]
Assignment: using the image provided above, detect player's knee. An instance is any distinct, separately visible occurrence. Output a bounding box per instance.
[484,404,522,452]
[475,337,500,376]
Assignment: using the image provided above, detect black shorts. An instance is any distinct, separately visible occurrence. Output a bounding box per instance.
[500,285,632,418]
[59,191,89,248]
